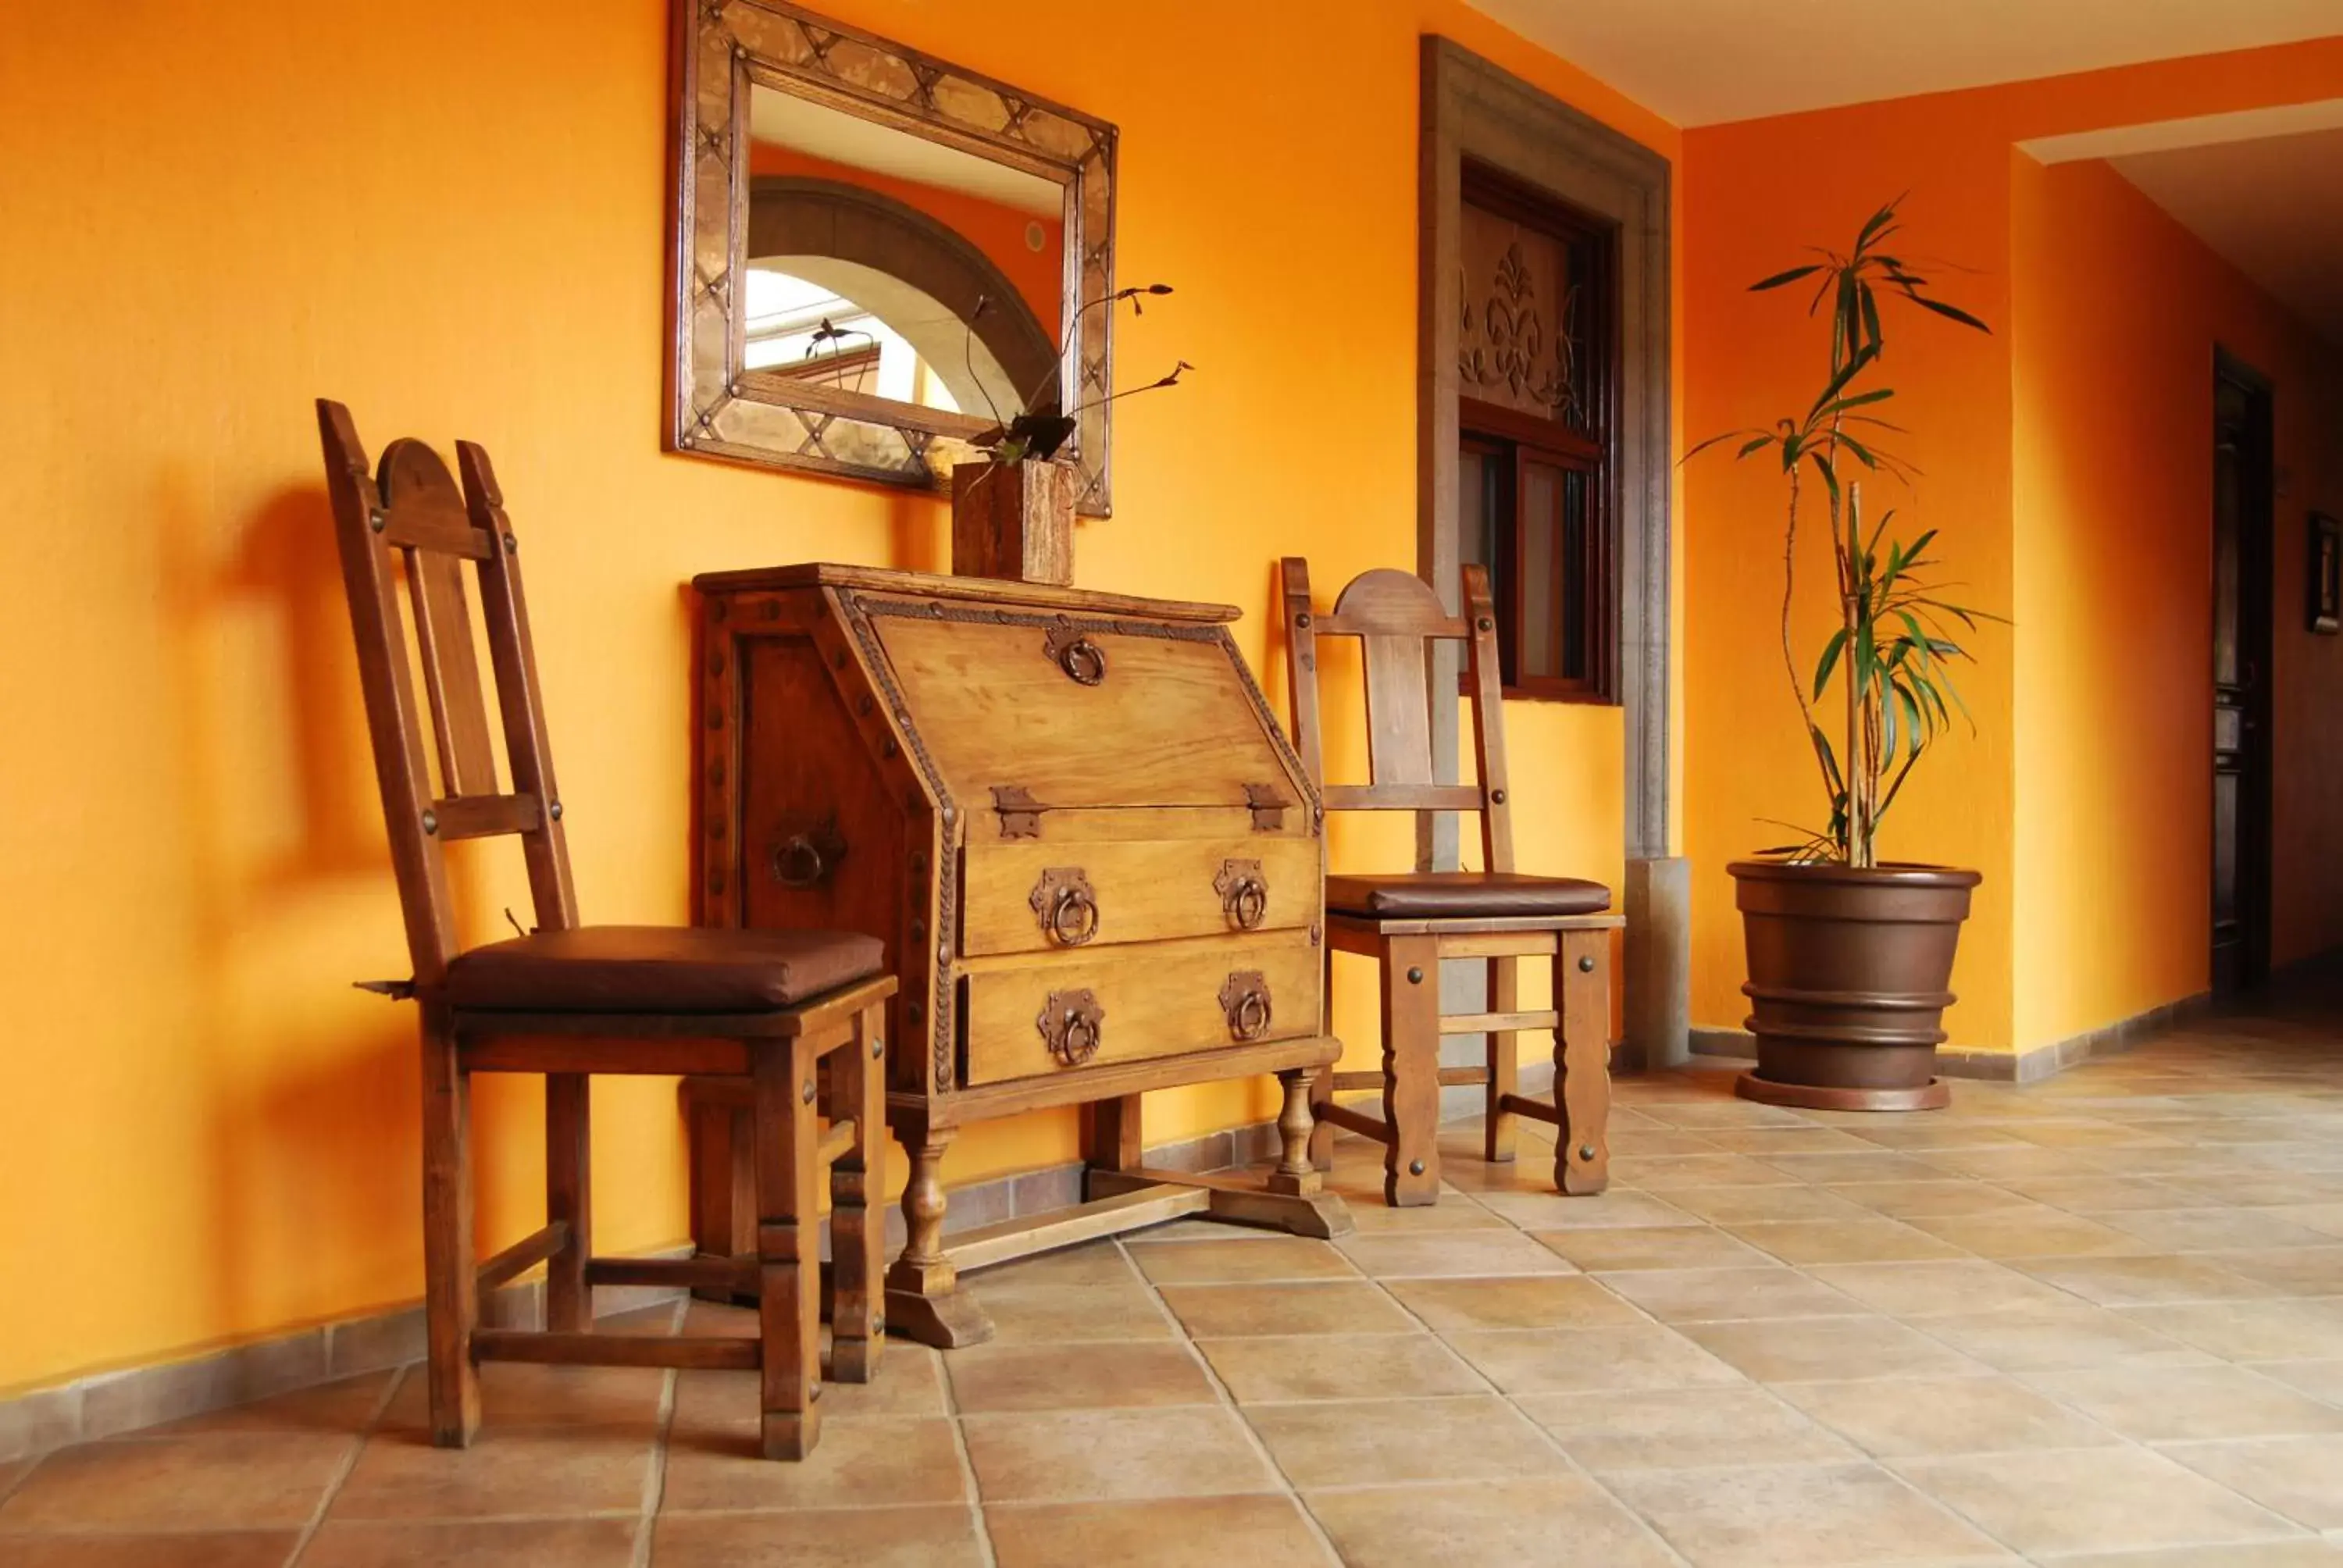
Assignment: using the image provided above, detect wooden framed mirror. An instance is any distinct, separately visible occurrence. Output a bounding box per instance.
[667,1,1120,515]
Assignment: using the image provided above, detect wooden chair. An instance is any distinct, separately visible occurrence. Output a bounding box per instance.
[1279,558,1621,1206]
[319,400,895,1459]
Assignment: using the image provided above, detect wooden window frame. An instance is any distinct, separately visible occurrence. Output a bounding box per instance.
[1457,161,1621,705]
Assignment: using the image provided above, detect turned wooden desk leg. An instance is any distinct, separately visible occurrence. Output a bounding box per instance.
[1265,1068,1323,1198]
[1382,935,1442,1207]
[883,1114,994,1349]
[1308,944,1336,1171]
[1554,929,1612,1196]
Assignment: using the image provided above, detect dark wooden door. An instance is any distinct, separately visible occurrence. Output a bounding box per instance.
[2212,351,2274,995]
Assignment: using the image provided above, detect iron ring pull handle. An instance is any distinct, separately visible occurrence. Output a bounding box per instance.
[1029,868,1100,946]
[1043,623,1108,686]
[1219,971,1274,1042]
[772,833,826,889]
[1048,883,1100,946]
[769,815,846,889]
[1058,636,1107,686]
[1215,858,1268,931]
[1038,989,1104,1067]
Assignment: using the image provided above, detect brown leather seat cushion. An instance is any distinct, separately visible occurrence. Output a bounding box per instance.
[444,925,886,1013]
[1325,871,1613,920]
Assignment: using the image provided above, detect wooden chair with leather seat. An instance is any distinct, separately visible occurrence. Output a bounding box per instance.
[1279,558,1621,1206]
[319,399,894,1460]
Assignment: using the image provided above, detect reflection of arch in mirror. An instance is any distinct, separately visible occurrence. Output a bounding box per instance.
[747,176,1059,425]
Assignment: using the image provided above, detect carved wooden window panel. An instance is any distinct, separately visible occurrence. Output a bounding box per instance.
[1456,161,1617,704]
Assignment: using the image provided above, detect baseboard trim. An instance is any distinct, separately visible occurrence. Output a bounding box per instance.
[0,1113,1291,1463]
[1690,989,2216,1085]
[0,1053,1644,1463]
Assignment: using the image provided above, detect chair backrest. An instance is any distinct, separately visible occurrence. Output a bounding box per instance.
[1278,558,1517,874]
[318,399,578,987]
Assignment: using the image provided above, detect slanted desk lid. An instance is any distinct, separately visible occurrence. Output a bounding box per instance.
[857,597,1300,821]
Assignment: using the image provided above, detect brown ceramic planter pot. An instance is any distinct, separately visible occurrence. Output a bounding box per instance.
[1727,860,1981,1112]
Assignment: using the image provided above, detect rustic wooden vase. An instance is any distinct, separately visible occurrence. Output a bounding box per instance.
[1728,860,1981,1111]
[950,458,1077,586]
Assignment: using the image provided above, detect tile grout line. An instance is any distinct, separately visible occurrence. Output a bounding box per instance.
[1455,1117,2215,1563]
[280,1360,406,1567]
[1341,1217,1699,1568]
[1671,1091,2334,1554]
[628,1296,685,1568]
[936,1324,1000,1568]
[1110,1230,1346,1567]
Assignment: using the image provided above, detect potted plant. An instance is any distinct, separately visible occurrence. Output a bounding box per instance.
[952,284,1187,586]
[1692,198,1996,1110]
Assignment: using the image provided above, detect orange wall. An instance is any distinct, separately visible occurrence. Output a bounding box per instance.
[1686,39,2343,1055]
[0,1,1675,1395]
[1684,105,2020,1051]
[2013,155,2343,1045]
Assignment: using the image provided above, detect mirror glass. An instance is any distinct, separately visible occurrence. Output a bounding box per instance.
[745,84,1068,425]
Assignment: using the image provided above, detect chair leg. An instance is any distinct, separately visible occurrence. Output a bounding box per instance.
[544,1073,591,1332]
[419,1009,480,1447]
[1382,935,1442,1207]
[828,1003,886,1384]
[1485,954,1518,1164]
[1553,930,1613,1196]
[1309,944,1336,1171]
[754,1036,823,1460]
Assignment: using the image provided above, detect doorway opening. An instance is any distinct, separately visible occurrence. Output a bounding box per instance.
[2212,348,2274,996]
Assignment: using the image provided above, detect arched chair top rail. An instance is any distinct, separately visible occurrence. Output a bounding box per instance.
[1322,567,1470,641]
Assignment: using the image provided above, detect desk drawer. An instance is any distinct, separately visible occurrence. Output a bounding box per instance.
[961,836,1318,957]
[961,932,1320,1086]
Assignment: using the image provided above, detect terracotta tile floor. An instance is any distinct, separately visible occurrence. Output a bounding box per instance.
[9,991,2343,1565]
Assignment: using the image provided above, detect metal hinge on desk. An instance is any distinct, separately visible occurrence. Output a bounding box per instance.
[1243,782,1288,833]
[993,784,1043,839]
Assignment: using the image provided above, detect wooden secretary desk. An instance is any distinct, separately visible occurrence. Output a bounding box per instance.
[688,565,1349,1345]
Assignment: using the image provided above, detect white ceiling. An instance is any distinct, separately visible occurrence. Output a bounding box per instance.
[2020,101,2343,344]
[1467,0,2343,127]
[2111,125,2343,344]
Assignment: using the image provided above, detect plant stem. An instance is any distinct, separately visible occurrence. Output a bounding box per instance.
[1845,481,1870,868]
[1781,464,1826,807]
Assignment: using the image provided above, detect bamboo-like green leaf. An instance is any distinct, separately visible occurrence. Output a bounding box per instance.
[1860,282,1883,354]
[1751,264,1825,291]
[1683,427,1763,461]
[1896,682,1924,761]
[1904,293,1992,333]
[1737,435,1774,458]
[1808,451,1841,504]
[1816,388,1896,421]
[1813,627,1849,700]
[1810,725,1843,795]
[1897,610,1931,666]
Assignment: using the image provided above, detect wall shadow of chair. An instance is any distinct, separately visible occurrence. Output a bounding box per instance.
[163,476,522,1350]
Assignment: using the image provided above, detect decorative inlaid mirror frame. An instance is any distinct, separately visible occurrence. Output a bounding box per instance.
[666,0,1121,515]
